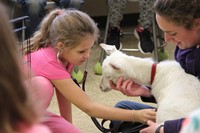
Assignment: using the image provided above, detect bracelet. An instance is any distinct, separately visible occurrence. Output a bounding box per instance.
[155,125,164,133]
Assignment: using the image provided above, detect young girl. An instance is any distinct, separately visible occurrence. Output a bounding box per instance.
[23,8,156,132]
[0,2,51,133]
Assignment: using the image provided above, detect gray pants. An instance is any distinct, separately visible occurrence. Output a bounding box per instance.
[108,0,155,29]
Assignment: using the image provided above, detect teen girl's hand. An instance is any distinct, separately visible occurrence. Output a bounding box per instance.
[140,120,164,133]
[109,77,151,97]
[133,109,156,124]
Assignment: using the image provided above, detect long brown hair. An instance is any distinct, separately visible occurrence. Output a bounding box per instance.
[153,0,200,29]
[0,3,38,133]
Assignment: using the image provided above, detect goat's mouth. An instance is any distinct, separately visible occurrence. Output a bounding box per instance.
[100,84,112,92]
[101,88,112,92]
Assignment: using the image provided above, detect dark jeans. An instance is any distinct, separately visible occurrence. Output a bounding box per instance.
[60,0,84,9]
[111,100,155,132]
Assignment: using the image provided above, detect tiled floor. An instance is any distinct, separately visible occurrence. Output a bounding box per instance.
[48,26,175,133]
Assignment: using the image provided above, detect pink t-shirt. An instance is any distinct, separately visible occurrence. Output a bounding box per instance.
[20,124,51,133]
[24,46,73,80]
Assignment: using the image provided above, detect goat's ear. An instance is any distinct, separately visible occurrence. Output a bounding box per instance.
[100,43,117,55]
[110,63,120,71]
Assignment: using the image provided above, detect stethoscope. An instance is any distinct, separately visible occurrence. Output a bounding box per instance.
[72,59,114,132]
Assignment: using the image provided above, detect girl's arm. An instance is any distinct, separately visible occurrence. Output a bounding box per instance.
[56,89,72,123]
[51,79,156,123]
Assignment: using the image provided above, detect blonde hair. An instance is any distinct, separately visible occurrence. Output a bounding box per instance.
[25,8,99,54]
[0,3,38,133]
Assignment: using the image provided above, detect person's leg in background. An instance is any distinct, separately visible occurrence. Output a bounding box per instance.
[54,0,84,10]
[68,0,84,9]
[135,0,155,54]
[17,0,84,38]
[106,0,128,50]
[17,0,46,38]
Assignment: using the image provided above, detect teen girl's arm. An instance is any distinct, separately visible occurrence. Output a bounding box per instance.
[110,77,157,103]
[51,78,156,123]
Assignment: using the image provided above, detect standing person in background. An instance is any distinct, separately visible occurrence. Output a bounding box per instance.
[106,0,127,50]
[23,8,156,133]
[135,0,155,54]
[0,2,51,133]
[16,0,84,37]
[106,0,155,53]
[109,0,200,133]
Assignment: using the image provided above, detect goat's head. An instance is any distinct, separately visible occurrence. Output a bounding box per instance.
[99,43,125,92]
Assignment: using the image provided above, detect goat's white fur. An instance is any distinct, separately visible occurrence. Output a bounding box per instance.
[100,43,200,124]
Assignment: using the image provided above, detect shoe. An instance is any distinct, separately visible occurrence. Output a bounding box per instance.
[134,27,154,54]
[106,27,122,50]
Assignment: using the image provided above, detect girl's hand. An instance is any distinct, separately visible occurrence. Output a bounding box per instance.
[134,109,156,123]
[109,77,151,97]
[140,120,164,133]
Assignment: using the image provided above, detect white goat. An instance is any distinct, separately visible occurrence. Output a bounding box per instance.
[99,43,200,124]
